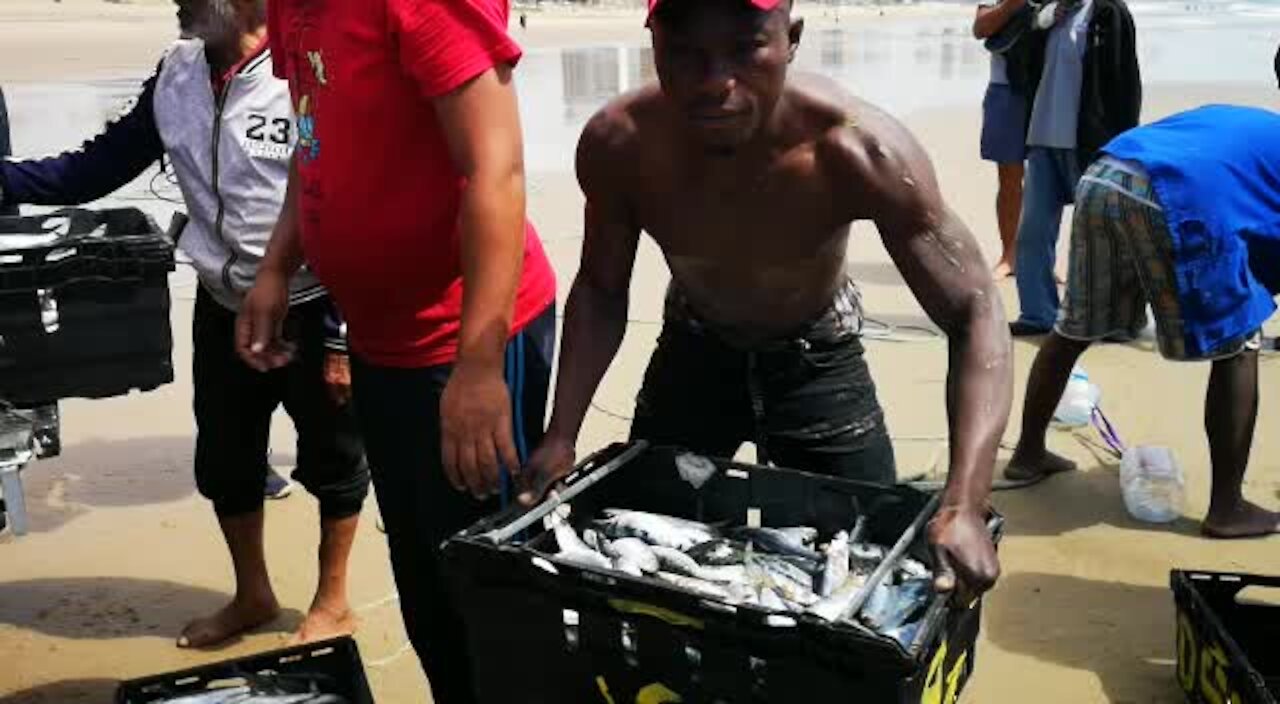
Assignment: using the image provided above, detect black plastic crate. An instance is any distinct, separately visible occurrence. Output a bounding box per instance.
[115,636,375,703]
[445,442,1001,704]
[1172,570,1280,704]
[0,208,175,404]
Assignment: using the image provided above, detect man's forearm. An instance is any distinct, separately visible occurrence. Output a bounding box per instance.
[456,170,525,375]
[260,156,306,278]
[545,279,628,443]
[943,289,1012,508]
[974,0,1028,38]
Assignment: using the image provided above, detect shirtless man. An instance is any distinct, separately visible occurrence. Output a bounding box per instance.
[521,0,1009,596]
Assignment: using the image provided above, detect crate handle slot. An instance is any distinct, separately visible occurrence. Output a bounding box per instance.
[46,246,78,263]
[764,614,797,628]
[531,555,559,574]
[620,620,639,667]
[563,609,581,652]
[1235,585,1280,608]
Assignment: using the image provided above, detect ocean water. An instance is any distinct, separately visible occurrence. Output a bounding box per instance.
[516,2,1280,170]
[5,2,1278,176]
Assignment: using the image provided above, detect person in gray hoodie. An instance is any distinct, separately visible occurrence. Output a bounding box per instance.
[0,0,369,648]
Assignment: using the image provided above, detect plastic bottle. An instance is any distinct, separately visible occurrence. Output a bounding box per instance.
[1053,366,1101,427]
[1119,446,1185,523]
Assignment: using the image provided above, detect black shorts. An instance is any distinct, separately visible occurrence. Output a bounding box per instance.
[631,287,896,484]
[192,288,369,518]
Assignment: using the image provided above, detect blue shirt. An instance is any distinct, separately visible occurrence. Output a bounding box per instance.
[1027,0,1093,149]
[1103,105,1280,357]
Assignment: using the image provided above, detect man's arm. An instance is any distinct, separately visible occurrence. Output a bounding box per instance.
[237,155,305,370]
[836,108,1010,596]
[974,0,1028,39]
[0,69,164,208]
[431,63,529,499]
[519,111,641,504]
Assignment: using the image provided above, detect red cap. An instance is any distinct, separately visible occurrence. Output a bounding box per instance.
[647,0,784,24]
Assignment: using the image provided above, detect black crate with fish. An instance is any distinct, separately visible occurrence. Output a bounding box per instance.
[114,636,374,703]
[1172,570,1280,704]
[0,207,175,405]
[444,442,1003,703]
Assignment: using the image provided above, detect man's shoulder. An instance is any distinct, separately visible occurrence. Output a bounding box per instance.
[579,85,664,158]
[789,78,908,179]
[160,39,204,67]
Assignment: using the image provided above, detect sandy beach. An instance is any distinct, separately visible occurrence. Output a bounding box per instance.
[2,1,1280,702]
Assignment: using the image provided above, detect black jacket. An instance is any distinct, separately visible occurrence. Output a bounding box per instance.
[0,87,14,216]
[1009,0,1142,167]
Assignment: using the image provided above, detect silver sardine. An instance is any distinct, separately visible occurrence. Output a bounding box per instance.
[596,510,718,551]
[820,531,850,597]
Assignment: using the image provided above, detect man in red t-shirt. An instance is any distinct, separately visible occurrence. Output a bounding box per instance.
[238,1,556,700]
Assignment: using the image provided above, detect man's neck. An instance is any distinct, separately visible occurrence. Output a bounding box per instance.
[207,24,268,76]
[688,96,792,186]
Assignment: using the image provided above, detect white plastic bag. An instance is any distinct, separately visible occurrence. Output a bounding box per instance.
[1119,445,1185,524]
[1053,366,1101,427]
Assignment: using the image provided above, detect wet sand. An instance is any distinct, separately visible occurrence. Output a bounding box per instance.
[3,1,1280,702]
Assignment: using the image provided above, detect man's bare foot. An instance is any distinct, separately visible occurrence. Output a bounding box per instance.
[1005,448,1078,482]
[178,594,280,649]
[290,603,357,645]
[1202,501,1280,539]
[992,260,1015,279]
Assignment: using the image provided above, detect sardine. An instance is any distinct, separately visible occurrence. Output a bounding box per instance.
[747,552,819,607]
[687,539,748,566]
[158,688,251,704]
[758,586,788,611]
[807,570,871,622]
[606,537,659,575]
[860,579,933,632]
[731,526,823,562]
[775,526,819,548]
[596,510,718,551]
[581,528,607,553]
[898,557,931,582]
[650,545,705,577]
[655,571,734,600]
[695,564,749,584]
[553,521,613,570]
[820,531,850,597]
[755,555,815,592]
[850,542,886,573]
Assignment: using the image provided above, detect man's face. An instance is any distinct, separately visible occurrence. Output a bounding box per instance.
[175,0,238,43]
[651,1,800,152]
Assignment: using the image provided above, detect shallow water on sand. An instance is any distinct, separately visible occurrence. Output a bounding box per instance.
[6,8,1278,177]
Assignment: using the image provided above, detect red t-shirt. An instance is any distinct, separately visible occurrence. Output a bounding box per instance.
[268,0,556,368]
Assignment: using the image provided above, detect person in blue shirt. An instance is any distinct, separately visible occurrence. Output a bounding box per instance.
[1007,101,1280,538]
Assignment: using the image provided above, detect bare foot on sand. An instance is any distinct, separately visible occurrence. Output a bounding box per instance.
[1202,501,1280,539]
[993,260,1015,279]
[1005,448,1078,482]
[290,603,357,645]
[178,595,280,649]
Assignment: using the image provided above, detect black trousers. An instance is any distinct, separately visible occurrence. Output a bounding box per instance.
[192,288,369,518]
[350,306,554,704]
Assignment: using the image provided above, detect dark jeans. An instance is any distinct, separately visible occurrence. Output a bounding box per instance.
[630,320,897,485]
[350,306,554,704]
[192,288,368,518]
